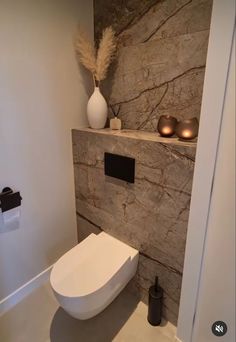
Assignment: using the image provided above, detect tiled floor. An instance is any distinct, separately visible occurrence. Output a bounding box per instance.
[0,282,176,342]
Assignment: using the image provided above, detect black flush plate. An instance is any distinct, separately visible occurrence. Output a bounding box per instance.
[104,152,135,183]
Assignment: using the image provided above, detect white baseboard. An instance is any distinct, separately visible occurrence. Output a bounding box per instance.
[0,265,53,317]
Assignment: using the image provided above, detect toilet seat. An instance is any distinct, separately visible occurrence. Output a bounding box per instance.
[51,233,131,297]
[50,232,139,319]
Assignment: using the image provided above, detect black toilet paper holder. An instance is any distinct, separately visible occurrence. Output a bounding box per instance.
[0,187,22,212]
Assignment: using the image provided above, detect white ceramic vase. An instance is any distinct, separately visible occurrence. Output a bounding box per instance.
[87,87,108,129]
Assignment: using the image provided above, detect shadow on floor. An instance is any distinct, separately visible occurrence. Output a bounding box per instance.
[50,289,140,342]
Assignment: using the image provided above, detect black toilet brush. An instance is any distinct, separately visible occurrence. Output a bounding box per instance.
[147,276,163,326]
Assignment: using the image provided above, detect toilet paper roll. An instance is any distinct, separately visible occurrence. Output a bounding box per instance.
[0,207,20,232]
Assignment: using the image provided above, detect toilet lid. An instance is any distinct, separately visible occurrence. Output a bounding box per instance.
[50,233,136,297]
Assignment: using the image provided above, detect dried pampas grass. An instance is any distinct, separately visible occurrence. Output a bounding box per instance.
[75,29,96,75]
[96,27,116,81]
[75,26,116,84]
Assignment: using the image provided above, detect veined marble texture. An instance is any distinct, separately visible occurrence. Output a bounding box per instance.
[72,129,196,324]
[94,0,213,131]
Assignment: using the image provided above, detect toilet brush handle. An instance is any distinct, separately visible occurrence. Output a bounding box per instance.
[155,276,158,292]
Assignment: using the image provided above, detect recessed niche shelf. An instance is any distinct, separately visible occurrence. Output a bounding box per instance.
[75,128,197,149]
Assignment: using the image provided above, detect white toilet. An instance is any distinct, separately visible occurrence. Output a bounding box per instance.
[50,232,139,319]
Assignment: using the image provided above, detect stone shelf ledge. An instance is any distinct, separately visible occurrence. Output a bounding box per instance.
[74,128,197,149]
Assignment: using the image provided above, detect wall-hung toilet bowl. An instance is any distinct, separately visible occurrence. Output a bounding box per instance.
[50,232,139,319]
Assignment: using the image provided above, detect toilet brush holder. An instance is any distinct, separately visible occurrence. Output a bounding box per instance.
[147,276,163,326]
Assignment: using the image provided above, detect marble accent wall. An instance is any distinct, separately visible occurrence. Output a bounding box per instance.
[72,128,196,324]
[94,0,213,131]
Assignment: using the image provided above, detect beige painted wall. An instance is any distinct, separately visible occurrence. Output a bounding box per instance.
[0,0,93,300]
